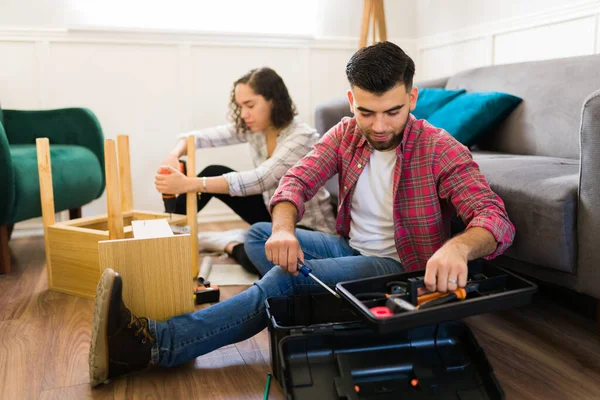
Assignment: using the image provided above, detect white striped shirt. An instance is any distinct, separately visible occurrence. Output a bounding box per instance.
[178,117,336,234]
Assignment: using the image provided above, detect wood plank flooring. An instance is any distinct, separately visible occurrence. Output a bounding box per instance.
[1,221,599,399]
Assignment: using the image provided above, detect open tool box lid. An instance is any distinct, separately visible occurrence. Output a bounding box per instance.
[335,259,537,335]
[266,294,504,399]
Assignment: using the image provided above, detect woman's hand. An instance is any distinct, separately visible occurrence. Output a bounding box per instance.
[155,165,193,195]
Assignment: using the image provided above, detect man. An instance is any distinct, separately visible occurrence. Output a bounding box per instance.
[89,42,514,387]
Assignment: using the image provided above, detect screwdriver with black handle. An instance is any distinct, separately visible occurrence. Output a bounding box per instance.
[297,260,340,298]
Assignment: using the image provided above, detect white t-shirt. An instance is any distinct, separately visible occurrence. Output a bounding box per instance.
[349,149,400,262]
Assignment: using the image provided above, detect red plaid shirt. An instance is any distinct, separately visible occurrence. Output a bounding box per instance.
[270,115,515,272]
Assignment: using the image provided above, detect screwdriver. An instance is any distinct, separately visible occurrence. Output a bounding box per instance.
[418,283,479,309]
[297,260,340,298]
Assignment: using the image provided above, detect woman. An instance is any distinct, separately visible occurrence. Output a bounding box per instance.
[155,67,336,275]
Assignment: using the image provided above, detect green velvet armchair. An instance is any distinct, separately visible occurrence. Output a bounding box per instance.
[0,106,105,274]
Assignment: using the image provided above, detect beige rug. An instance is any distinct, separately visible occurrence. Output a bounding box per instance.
[198,255,259,286]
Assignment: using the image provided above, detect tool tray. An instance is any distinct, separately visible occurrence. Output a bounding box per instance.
[336,259,537,335]
[266,293,504,399]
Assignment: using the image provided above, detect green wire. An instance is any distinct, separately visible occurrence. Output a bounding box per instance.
[263,373,272,400]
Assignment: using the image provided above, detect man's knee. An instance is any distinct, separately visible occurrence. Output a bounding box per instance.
[254,265,294,296]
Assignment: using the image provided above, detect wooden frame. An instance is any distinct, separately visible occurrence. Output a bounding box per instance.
[360,0,387,48]
[36,135,192,299]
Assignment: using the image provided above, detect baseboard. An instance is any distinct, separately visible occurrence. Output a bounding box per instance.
[11,226,45,239]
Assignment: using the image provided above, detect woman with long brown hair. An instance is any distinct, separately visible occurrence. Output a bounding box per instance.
[155,67,335,274]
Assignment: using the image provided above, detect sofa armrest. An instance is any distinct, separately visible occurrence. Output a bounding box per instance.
[576,89,600,297]
[314,98,353,137]
[3,108,105,197]
[0,123,15,224]
[414,76,450,89]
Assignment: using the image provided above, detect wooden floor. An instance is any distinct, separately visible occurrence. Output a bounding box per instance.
[1,222,599,400]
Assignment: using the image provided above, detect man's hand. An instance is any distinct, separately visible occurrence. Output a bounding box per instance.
[265,230,304,276]
[423,227,497,293]
[155,165,192,194]
[424,242,469,293]
[266,201,302,276]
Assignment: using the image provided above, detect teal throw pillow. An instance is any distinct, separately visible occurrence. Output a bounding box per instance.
[427,91,522,147]
[412,88,466,120]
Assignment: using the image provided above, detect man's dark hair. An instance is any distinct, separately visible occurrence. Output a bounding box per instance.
[229,67,297,132]
[345,41,415,95]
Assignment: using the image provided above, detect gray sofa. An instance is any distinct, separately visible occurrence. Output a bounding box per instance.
[315,54,600,300]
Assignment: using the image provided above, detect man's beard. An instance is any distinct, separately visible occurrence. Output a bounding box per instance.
[361,113,409,151]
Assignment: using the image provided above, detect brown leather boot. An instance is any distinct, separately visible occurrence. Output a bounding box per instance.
[89,268,154,387]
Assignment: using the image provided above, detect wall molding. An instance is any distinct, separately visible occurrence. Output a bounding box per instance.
[417,0,600,51]
[0,26,415,51]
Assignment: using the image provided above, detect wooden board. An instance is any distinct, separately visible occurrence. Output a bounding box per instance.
[131,219,174,239]
[98,235,194,321]
[47,225,108,299]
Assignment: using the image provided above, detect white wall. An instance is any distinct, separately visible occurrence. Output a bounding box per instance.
[0,0,415,38]
[416,0,600,80]
[417,0,575,37]
[1,1,416,233]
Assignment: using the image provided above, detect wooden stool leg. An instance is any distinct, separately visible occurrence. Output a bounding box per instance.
[187,136,198,278]
[36,138,57,286]
[105,139,124,240]
[117,135,134,212]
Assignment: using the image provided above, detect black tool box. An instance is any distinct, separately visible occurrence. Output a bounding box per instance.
[336,259,537,334]
[265,260,537,399]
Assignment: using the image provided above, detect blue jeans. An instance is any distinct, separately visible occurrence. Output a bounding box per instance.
[149,222,403,367]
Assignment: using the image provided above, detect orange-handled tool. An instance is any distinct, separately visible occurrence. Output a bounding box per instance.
[418,284,478,309]
[417,291,449,305]
[160,161,185,214]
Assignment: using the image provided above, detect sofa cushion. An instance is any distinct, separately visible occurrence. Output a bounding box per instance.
[8,144,103,223]
[445,54,600,159]
[427,92,522,147]
[472,151,578,273]
[0,102,4,128]
[412,88,465,120]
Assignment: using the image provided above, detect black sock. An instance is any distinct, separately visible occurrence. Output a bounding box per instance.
[231,243,261,277]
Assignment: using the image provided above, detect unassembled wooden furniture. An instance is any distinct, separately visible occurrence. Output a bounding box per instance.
[98,219,194,320]
[360,0,387,48]
[36,135,199,299]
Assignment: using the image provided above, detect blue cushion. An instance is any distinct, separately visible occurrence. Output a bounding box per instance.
[427,92,523,147]
[412,88,466,120]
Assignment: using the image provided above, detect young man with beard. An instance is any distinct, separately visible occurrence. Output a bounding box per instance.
[89,41,514,386]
